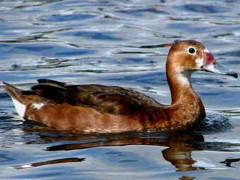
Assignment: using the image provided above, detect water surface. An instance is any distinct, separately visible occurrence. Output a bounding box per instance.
[0,0,240,179]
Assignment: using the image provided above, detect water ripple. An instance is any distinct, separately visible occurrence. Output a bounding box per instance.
[0,0,239,179]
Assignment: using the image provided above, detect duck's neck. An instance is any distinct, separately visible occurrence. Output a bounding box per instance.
[167,69,194,105]
[164,67,206,128]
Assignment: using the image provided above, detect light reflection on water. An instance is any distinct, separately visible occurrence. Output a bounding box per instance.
[0,0,240,179]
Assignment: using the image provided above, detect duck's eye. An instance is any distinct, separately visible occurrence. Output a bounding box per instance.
[188,47,196,54]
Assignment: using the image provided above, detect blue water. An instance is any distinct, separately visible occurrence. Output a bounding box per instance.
[0,0,240,179]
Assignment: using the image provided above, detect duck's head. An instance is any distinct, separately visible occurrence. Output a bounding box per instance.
[167,40,238,79]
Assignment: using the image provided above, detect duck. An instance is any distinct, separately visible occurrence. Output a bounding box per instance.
[3,40,238,133]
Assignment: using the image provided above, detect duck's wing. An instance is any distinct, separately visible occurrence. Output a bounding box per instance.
[31,79,163,115]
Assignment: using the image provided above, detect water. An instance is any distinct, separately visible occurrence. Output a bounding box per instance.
[0,0,240,179]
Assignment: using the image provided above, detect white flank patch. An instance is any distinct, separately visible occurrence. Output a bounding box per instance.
[32,103,45,110]
[195,57,204,69]
[12,98,26,118]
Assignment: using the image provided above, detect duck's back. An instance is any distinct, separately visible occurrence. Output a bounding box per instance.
[31,79,163,115]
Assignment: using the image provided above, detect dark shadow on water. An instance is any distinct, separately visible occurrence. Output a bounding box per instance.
[220,158,240,167]
[13,157,85,170]
[194,113,233,133]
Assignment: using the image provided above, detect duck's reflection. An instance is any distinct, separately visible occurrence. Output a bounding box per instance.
[162,133,204,171]
[21,125,206,172]
[179,176,195,180]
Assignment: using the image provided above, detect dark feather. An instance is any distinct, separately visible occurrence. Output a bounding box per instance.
[37,79,66,87]
[29,79,162,114]
[30,79,67,103]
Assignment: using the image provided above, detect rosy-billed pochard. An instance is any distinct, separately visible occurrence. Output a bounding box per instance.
[3,40,238,133]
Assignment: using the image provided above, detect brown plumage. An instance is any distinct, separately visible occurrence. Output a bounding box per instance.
[3,40,238,133]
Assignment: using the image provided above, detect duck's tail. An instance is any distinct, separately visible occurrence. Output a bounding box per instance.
[3,82,24,102]
[3,82,27,118]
